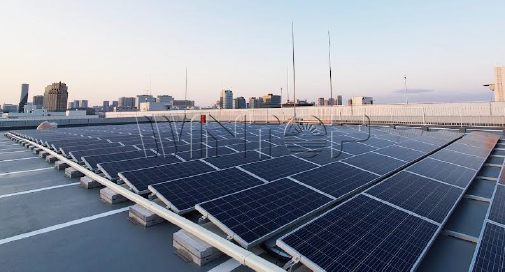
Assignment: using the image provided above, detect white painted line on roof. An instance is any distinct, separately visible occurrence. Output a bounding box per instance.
[0,157,38,163]
[0,182,79,199]
[0,150,29,155]
[0,167,53,177]
[208,258,241,272]
[0,207,128,246]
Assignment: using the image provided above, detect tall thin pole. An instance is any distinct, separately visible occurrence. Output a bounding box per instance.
[328,30,333,106]
[286,67,290,102]
[404,75,408,105]
[184,68,188,111]
[280,87,283,107]
[291,22,296,117]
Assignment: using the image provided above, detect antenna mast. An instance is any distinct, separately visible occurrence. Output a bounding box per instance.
[184,68,188,112]
[291,22,296,116]
[328,30,333,106]
[286,67,290,102]
[404,75,408,105]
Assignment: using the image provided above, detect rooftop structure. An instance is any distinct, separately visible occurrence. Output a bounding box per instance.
[18,84,29,113]
[43,82,68,112]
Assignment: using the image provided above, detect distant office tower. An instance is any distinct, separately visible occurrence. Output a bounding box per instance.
[262,94,281,108]
[157,95,173,105]
[136,95,155,110]
[351,96,373,105]
[118,97,136,108]
[336,95,343,105]
[32,95,44,109]
[80,100,88,108]
[43,82,68,112]
[112,101,118,109]
[18,84,29,113]
[317,98,325,106]
[233,97,246,109]
[173,100,195,108]
[220,90,233,109]
[494,67,505,102]
[248,97,263,108]
[103,101,110,111]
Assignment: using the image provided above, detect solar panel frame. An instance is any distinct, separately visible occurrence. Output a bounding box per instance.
[405,157,477,189]
[470,222,505,272]
[239,155,318,182]
[276,194,439,272]
[195,178,335,248]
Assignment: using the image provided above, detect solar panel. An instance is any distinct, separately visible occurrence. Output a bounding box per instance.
[366,171,463,223]
[119,160,216,193]
[69,146,138,163]
[98,156,182,180]
[239,156,317,182]
[446,143,491,158]
[82,150,157,170]
[429,149,485,170]
[202,151,265,169]
[277,195,438,272]
[471,222,505,272]
[61,142,122,156]
[340,142,377,155]
[341,152,406,175]
[196,178,334,248]
[406,158,477,188]
[397,140,438,153]
[373,145,426,162]
[292,162,379,198]
[149,167,265,214]
[489,185,505,225]
[293,148,353,165]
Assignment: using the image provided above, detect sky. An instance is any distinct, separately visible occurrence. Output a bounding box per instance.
[1,0,504,107]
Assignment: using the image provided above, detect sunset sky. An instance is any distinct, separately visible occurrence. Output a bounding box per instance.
[1,0,504,106]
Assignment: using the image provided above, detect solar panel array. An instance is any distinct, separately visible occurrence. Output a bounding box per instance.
[13,121,502,271]
[279,132,498,272]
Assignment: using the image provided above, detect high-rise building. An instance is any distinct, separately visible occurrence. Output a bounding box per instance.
[157,95,173,105]
[80,100,88,108]
[18,84,29,113]
[248,97,263,108]
[220,90,233,109]
[112,101,118,109]
[261,94,281,108]
[103,101,110,111]
[336,95,343,105]
[317,98,325,106]
[43,82,68,112]
[118,97,136,108]
[2,103,18,113]
[136,95,155,110]
[32,95,44,109]
[233,97,246,109]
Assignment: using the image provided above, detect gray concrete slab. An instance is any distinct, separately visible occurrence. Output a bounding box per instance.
[0,150,31,160]
[0,185,131,240]
[0,168,71,196]
[444,198,489,237]
[0,212,229,272]
[0,157,52,174]
[417,235,475,272]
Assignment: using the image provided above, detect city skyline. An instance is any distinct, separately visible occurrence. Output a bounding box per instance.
[1,1,504,107]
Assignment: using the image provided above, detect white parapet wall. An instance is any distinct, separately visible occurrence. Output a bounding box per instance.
[105,101,505,127]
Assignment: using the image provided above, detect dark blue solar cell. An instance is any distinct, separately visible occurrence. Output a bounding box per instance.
[429,149,485,170]
[98,156,182,180]
[374,145,426,162]
[342,152,406,175]
[472,222,505,272]
[82,150,157,170]
[119,160,216,193]
[240,156,317,182]
[149,167,265,214]
[397,140,439,153]
[489,185,505,225]
[367,171,463,223]
[69,146,138,163]
[196,179,334,248]
[292,162,379,198]
[406,157,477,188]
[445,143,491,158]
[278,195,438,272]
[203,151,265,169]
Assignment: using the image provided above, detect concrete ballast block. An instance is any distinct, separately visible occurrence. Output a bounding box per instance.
[33,148,42,154]
[39,151,49,159]
[129,204,164,227]
[54,160,68,170]
[45,155,58,163]
[173,229,221,266]
[80,176,102,189]
[64,167,84,178]
[100,187,127,204]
